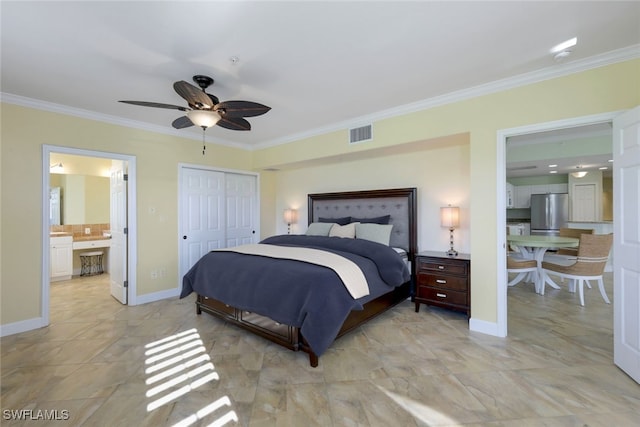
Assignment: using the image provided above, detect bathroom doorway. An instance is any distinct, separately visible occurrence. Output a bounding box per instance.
[42,145,137,325]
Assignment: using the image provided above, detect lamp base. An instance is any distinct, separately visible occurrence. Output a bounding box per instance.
[446,227,458,256]
[445,248,458,257]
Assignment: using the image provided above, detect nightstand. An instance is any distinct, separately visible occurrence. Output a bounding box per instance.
[414,251,470,316]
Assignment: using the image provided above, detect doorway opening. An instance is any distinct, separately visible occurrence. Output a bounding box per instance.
[42,145,137,326]
[496,111,618,337]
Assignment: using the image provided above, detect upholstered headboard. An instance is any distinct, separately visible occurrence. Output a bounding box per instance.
[307,188,417,257]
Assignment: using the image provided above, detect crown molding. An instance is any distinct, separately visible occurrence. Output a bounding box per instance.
[0,93,253,151]
[2,44,638,152]
[252,44,640,150]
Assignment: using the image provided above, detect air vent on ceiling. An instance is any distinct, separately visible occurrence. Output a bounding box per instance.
[349,124,372,144]
[507,166,537,171]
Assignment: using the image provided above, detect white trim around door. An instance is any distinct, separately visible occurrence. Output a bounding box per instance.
[493,111,621,338]
[42,145,138,329]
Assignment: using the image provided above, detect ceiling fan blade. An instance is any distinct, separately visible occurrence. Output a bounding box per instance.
[217,116,251,131]
[216,101,271,118]
[173,80,213,109]
[172,116,194,129]
[119,100,187,111]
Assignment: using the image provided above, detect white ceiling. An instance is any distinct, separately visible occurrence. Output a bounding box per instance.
[2,1,639,151]
[506,122,613,178]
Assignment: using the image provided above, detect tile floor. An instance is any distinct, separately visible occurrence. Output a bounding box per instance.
[1,272,639,426]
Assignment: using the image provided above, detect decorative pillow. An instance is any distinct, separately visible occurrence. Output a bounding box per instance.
[319,216,351,226]
[351,215,391,225]
[355,223,393,245]
[306,222,335,236]
[329,222,358,238]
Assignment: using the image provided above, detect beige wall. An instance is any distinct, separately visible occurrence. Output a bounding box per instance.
[2,59,639,331]
[255,59,640,325]
[1,105,252,324]
[269,134,471,254]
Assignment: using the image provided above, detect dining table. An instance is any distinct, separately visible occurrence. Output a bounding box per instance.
[506,234,579,294]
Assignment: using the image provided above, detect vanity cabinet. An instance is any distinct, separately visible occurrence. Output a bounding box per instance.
[50,236,73,281]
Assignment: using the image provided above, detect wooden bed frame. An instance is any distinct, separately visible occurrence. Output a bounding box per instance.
[195,187,417,367]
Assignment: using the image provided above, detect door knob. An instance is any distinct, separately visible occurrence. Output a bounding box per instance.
[183,236,187,240]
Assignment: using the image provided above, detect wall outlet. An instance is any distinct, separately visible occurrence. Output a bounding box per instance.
[84,227,91,235]
[151,270,158,279]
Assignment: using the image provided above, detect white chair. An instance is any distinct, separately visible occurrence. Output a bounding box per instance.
[507,256,537,287]
[541,233,613,306]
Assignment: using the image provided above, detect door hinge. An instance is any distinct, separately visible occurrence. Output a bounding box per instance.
[124,227,128,234]
[123,173,128,181]
[124,280,129,288]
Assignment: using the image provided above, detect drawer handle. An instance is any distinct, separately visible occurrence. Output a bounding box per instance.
[436,293,447,298]
[436,279,447,284]
[438,265,445,270]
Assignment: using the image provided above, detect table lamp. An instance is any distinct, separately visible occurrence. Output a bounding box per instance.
[440,205,460,256]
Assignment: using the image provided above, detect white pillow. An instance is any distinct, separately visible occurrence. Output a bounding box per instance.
[329,222,358,238]
[306,222,335,236]
[355,223,393,245]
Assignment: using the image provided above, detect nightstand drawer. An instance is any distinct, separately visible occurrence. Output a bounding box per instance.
[414,251,470,316]
[417,259,468,276]
[417,286,467,306]
[417,272,467,291]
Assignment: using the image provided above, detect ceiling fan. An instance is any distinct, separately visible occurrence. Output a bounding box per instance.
[119,75,270,132]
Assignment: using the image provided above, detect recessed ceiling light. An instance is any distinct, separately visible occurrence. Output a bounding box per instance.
[548,164,557,168]
[599,167,608,170]
[551,37,577,54]
[549,170,557,174]
[608,159,613,162]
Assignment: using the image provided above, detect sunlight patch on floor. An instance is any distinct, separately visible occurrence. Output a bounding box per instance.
[377,386,461,426]
[144,329,238,426]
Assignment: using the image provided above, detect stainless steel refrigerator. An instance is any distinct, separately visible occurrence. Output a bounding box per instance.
[530,193,569,236]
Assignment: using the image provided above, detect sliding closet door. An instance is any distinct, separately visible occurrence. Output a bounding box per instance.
[225,173,258,248]
[180,168,225,277]
[179,166,258,282]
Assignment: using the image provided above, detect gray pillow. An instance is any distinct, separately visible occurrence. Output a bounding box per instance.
[355,223,393,245]
[306,222,335,236]
[319,216,351,226]
[351,215,390,224]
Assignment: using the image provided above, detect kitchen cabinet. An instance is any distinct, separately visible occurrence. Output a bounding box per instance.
[50,236,73,281]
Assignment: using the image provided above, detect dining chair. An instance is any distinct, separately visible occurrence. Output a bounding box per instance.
[507,255,537,287]
[540,233,613,306]
[556,228,594,256]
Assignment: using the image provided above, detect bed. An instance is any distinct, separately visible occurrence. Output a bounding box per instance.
[181,187,417,367]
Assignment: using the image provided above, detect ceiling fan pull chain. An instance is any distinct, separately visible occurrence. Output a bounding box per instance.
[201,127,206,156]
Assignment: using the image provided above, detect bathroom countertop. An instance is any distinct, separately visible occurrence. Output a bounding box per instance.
[72,235,111,242]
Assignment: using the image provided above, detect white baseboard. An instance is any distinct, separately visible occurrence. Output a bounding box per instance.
[134,287,180,305]
[469,317,504,337]
[0,317,46,337]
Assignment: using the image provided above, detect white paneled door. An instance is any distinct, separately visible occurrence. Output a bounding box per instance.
[109,160,128,304]
[179,167,258,281]
[613,106,640,384]
[225,173,258,248]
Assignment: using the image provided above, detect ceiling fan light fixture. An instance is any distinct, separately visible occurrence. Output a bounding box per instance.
[186,110,221,129]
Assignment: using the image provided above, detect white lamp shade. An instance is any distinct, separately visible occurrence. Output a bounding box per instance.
[440,206,460,228]
[283,209,298,224]
[186,110,221,128]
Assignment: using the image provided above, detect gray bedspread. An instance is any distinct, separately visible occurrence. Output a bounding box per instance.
[181,235,410,356]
